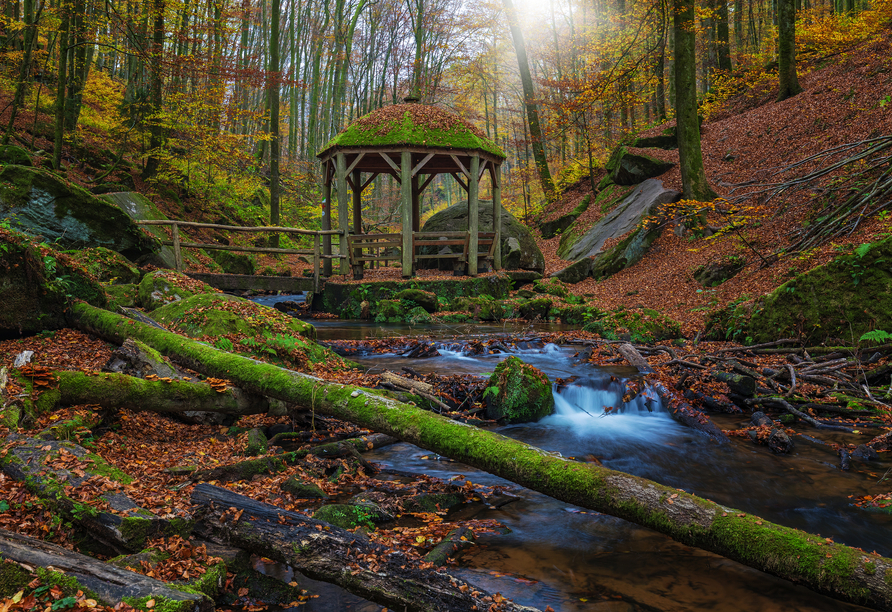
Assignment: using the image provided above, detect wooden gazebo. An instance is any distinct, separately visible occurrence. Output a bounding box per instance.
[316,100,506,278]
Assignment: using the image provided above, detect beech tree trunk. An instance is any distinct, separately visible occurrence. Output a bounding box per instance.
[777,0,802,101]
[673,0,717,201]
[502,0,555,201]
[70,302,892,611]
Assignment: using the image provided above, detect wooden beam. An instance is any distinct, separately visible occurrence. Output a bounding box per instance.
[493,163,502,270]
[451,172,468,192]
[449,154,470,179]
[336,153,349,275]
[322,175,333,276]
[380,152,401,173]
[360,172,378,192]
[418,173,436,194]
[411,153,435,177]
[345,152,365,176]
[478,159,488,182]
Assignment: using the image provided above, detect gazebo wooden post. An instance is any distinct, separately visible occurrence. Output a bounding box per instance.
[468,154,480,277]
[400,151,413,277]
[321,161,332,277]
[492,162,502,270]
[352,168,363,278]
[411,173,421,232]
[336,152,349,275]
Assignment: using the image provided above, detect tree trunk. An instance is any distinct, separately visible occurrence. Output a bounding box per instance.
[673,0,717,201]
[191,484,539,612]
[142,0,165,178]
[0,529,214,612]
[269,0,281,247]
[502,0,555,201]
[3,0,36,145]
[53,1,70,171]
[70,302,892,611]
[777,0,802,101]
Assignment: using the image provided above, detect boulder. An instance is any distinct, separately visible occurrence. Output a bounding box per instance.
[0,166,160,261]
[138,269,217,310]
[420,200,545,272]
[539,194,592,240]
[632,134,678,149]
[0,228,106,336]
[694,256,746,287]
[503,237,522,269]
[563,179,681,262]
[485,356,554,423]
[210,250,256,275]
[395,288,438,312]
[0,145,32,166]
[65,246,141,284]
[550,257,593,284]
[598,147,674,189]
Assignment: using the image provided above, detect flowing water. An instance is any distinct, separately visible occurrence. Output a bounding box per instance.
[249,300,892,611]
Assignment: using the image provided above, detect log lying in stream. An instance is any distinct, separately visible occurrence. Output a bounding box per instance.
[0,528,213,612]
[190,484,538,612]
[70,302,892,611]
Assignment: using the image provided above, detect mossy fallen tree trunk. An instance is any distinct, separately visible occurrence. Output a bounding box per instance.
[0,529,213,612]
[49,370,270,415]
[71,302,892,610]
[191,484,539,612]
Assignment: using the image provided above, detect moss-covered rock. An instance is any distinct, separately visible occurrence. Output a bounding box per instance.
[452,297,505,321]
[539,194,592,240]
[320,275,511,319]
[0,166,160,261]
[395,288,438,312]
[556,185,634,260]
[138,269,217,310]
[209,250,256,275]
[374,299,406,322]
[0,145,32,166]
[402,493,465,513]
[149,293,344,372]
[583,307,681,343]
[555,304,605,326]
[694,255,746,287]
[405,306,432,324]
[518,297,552,320]
[281,476,328,499]
[533,278,570,298]
[243,428,268,456]
[66,246,141,284]
[104,283,139,310]
[485,356,554,423]
[704,237,892,344]
[598,146,675,189]
[0,228,107,335]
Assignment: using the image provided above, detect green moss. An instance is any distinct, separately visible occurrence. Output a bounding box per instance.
[402,493,464,513]
[123,594,199,612]
[533,278,569,298]
[452,297,506,321]
[583,307,681,343]
[34,566,100,601]
[319,104,505,158]
[281,476,327,498]
[518,297,551,320]
[138,270,217,311]
[85,452,134,484]
[243,428,268,456]
[65,247,140,284]
[0,560,33,597]
[704,235,892,344]
[374,299,405,322]
[485,356,554,423]
[104,282,139,310]
[313,504,378,530]
[405,306,431,324]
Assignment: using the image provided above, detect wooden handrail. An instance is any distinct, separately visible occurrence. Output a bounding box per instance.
[135,220,343,236]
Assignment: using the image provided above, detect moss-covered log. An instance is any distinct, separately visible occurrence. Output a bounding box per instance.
[191,484,538,612]
[51,370,269,415]
[0,528,213,612]
[70,301,892,610]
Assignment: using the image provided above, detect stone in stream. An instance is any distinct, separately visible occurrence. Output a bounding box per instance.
[485,356,554,423]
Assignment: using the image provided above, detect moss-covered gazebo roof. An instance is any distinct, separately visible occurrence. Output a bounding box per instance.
[317,103,506,159]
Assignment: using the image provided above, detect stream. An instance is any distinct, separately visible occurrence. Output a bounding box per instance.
[252,296,892,611]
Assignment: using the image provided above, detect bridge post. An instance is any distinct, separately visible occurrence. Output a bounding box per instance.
[313,234,320,293]
[468,155,479,277]
[336,153,349,276]
[493,163,502,270]
[171,222,183,272]
[401,151,413,277]
[322,162,332,277]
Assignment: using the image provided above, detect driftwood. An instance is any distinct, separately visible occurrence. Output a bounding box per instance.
[189,433,396,482]
[71,303,892,610]
[423,527,475,566]
[616,343,655,373]
[190,484,538,612]
[382,371,452,413]
[0,529,214,612]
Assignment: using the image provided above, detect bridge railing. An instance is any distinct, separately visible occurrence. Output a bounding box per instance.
[135,220,345,292]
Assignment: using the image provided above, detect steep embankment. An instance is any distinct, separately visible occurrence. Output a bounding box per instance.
[537,29,892,335]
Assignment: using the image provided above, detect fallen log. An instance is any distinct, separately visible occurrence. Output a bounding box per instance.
[0,528,214,612]
[616,343,655,373]
[423,527,475,566]
[49,370,270,416]
[190,484,539,612]
[71,302,892,610]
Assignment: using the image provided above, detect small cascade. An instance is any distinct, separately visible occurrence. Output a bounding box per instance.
[554,376,662,417]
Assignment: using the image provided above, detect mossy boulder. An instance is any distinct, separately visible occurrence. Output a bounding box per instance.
[395,288,438,312]
[583,307,681,343]
[540,194,592,240]
[550,257,593,284]
[104,283,139,310]
[0,145,32,166]
[556,185,633,260]
[693,256,746,287]
[243,428,268,456]
[420,201,545,272]
[704,238,892,344]
[0,166,160,261]
[453,297,505,321]
[281,476,328,499]
[149,293,340,372]
[374,299,406,322]
[598,146,674,189]
[518,297,552,320]
[138,269,217,310]
[0,228,107,335]
[533,278,570,298]
[402,493,465,513]
[209,250,256,275]
[406,306,432,324]
[485,356,554,423]
[65,246,141,284]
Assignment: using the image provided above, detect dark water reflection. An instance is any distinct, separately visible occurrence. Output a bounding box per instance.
[247,314,891,611]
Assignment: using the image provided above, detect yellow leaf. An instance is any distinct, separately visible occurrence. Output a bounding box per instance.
[11,590,23,603]
[415,536,426,543]
[146,599,155,609]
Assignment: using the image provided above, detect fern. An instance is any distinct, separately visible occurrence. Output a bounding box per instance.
[855,243,872,258]
[860,329,892,344]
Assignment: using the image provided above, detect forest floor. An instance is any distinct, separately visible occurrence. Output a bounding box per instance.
[535,28,892,335]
